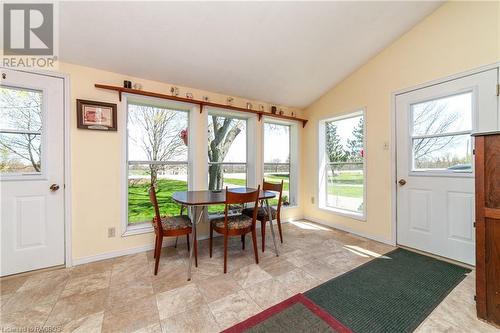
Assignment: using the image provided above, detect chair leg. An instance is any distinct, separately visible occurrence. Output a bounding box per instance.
[153,235,158,259]
[241,234,245,250]
[194,228,198,268]
[186,234,190,252]
[251,228,259,264]
[261,220,266,252]
[154,236,163,275]
[223,233,228,274]
[174,236,178,248]
[277,215,283,243]
[209,223,213,258]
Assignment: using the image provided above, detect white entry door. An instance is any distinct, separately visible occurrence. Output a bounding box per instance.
[396,68,498,265]
[1,68,65,276]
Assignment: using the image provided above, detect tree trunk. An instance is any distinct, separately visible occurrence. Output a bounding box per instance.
[150,165,158,187]
[209,164,223,190]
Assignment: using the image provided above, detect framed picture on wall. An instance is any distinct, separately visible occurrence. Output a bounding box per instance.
[77,99,117,131]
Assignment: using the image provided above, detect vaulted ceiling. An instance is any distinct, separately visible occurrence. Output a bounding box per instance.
[60,1,442,108]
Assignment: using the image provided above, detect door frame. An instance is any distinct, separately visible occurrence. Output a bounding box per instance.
[1,67,73,269]
[390,62,500,248]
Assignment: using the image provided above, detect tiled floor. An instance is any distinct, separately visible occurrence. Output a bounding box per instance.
[0,220,497,333]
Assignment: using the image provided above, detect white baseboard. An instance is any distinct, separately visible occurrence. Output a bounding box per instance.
[303,215,395,246]
[72,218,298,267]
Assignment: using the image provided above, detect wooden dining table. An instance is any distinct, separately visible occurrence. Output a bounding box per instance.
[172,187,279,280]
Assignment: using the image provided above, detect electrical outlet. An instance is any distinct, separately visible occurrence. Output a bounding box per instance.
[311,196,315,204]
[383,142,390,150]
[107,227,116,238]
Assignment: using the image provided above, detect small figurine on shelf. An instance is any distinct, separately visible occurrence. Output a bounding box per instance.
[170,86,179,96]
[259,104,265,112]
[133,83,142,90]
[246,102,253,110]
[186,92,193,99]
[271,105,277,114]
[203,96,210,102]
[291,111,296,117]
[279,110,284,115]
[123,80,132,88]
[227,97,234,106]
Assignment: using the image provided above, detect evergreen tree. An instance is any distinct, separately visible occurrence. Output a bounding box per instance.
[346,117,364,161]
[325,122,346,163]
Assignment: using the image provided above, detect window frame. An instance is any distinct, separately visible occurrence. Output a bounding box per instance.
[318,109,367,221]
[262,118,298,208]
[122,94,194,236]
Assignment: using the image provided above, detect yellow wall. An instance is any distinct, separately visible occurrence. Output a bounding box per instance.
[60,62,303,262]
[302,1,500,242]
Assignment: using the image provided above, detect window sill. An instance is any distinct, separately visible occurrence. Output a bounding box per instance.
[122,223,154,237]
[318,205,366,222]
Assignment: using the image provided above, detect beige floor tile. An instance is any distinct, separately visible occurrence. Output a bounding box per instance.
[17,269,71,292]
[244,278,294,308]
[60,311,104,333]
[260,259,297,277]
[3,282,65,314]
[102,295,160,333]
[45,290,107,327]
[301,259,346,282]
[160,305,220,333]
[70,259,114,279]
[195,274,241,302]
[151,265,190,294]
[1,303,53,331]
[110,263,150,286]
[283,249,318,267]
[62,271,111,298]
[106,278,154,309]
[276,268,320,294]
[156,283,205,320]
[208,290,261,330]
[132,323,162,333]
[0,275,28,295]
[231,264,272,288]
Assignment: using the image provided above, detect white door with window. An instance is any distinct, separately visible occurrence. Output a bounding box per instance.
[396,68,498,265]
[1,69,65,276]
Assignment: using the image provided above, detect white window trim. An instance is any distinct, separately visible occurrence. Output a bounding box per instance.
[318,109,367,221]
[121,94,197,236]
[262,117,299,208]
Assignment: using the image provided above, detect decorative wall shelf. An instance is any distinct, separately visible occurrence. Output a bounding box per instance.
[94,84,308,127]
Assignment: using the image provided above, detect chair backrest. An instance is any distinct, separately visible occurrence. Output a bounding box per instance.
[263,179,284,213]
[148,186,163,233]
[224,186,261,225]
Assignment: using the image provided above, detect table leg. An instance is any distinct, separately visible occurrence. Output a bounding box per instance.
[188,206,204,281]
[265,199,279,257]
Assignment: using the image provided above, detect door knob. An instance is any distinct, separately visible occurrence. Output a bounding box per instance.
[50,184,60,192]
[398,179,407,186]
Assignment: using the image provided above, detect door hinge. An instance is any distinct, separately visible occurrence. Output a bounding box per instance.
[473,222,476,228]
[497,84,500,97]
[472,148,475,155]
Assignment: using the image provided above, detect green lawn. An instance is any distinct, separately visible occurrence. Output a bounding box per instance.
[327,171,364,198]
[128,175,295,223]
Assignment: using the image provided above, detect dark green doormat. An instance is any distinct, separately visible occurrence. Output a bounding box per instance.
[305,248,471,333]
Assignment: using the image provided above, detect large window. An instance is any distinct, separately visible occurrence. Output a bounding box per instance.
[263,122,295,206]
[320,111,365,218]
[410,92,472,172]
[127,102,189,225]
[207,112,247,214]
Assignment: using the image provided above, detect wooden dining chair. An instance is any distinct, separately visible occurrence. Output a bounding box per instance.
[242,180,284,251]
[209,186,261,273]
[149,186,197,275]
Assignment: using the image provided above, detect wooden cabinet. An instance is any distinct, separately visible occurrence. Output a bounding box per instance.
[474,132,500,327]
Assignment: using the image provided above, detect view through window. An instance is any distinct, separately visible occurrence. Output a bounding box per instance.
[0,86,43,176]
[208,113,247,214]
[127,102,188,224]
[411,92,472,172]
[264,122,294,206]
[324,112,365,215]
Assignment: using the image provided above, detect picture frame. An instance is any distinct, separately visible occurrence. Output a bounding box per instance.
[77,99,117,131]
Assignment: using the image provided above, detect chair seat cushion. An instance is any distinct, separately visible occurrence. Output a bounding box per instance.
[242,207,277,221]
[158,215,192,231]
[211,214,253,230]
